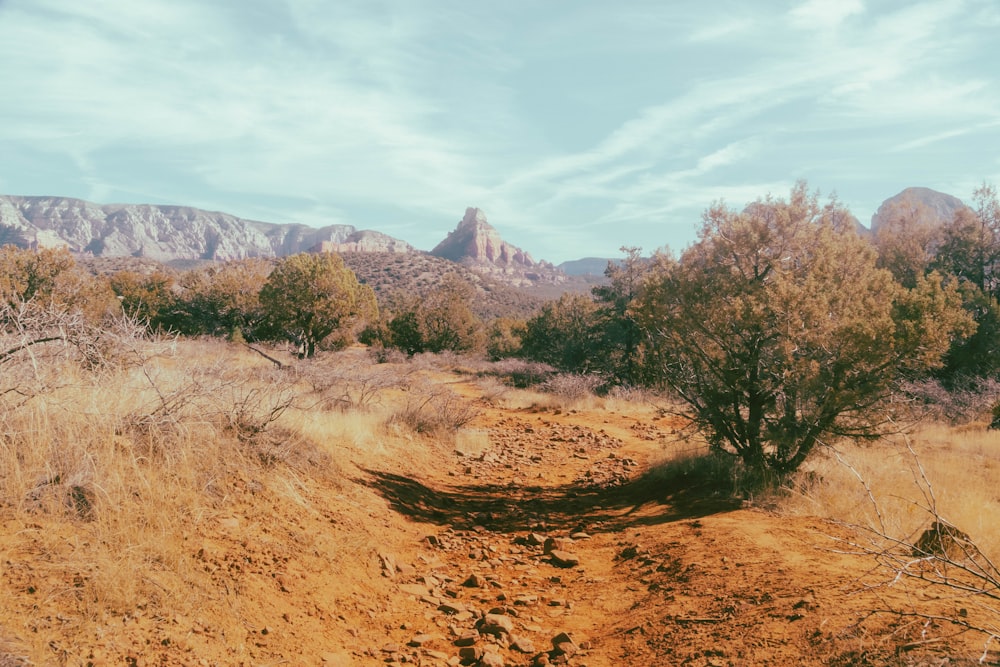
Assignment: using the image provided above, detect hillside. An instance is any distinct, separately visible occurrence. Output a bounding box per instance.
[0,342,996,665]
[341,251,544,321]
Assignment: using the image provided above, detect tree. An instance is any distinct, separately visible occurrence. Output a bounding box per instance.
[930,183,1000,383]
[872,200,941,289]
[519,293,599,372]
[0,246,116,324]
[175,259,271,339]
[382,274,485,355]
[258,252,377,358]
[109,270,178,330]
[634,183,973,481]
[592,246,649,385]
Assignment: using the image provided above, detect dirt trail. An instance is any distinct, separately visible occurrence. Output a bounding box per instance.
[1,373,994,666]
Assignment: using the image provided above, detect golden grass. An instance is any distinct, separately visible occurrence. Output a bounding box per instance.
[781,424,1000,560]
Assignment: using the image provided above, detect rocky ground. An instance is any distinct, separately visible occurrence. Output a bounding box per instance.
[1,371,996,666]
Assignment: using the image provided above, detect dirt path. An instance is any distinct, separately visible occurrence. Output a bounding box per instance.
[354,385,993,666]
[2,372,994,666]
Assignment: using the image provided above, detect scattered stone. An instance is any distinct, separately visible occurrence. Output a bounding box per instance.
[463,573,486,588]
[478,651,505,667]
[408,634,434,647]
[551,632,579,657]
[459,646,484,662]
[480,613,514,636]
[548,551,580,568]
[509,635,536,653]
[453,633,478,647]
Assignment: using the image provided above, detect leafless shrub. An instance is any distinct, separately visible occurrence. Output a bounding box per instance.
[480,358,555,388]
[387,385,479,434]
[901,378,1000,425]
[369,345,407,364]
[828,436,1000,660]
[540,373,603,400]
[304,363,408,411]
[475,376,509,405]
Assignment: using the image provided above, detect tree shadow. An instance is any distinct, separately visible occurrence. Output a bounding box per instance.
[356,460,741,534]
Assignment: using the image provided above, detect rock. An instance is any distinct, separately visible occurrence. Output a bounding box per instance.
[551,632,579,657]
[480,613,514,636]
[0,195,416,261]
[408,633,435,647]
[477,651,505,667]
[453,633,478,647]
[542,537,571,555]
[509,635,536,653]
[463,573,486,588]
[438,601,466,615]
[548,551,580,568]
[459,646,484,662]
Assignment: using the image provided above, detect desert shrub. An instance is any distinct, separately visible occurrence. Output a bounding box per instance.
[539,373,603,400]
[302,360,409,411]
[901,377,1000,425]
[480,358,555,388]
[386,385,479,435]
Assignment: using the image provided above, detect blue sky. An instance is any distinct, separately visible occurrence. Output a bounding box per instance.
[1,0,998,263]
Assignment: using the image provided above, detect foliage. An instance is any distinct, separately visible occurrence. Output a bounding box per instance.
[380,274,485,355]
[872,200,941,288]
[0,245,117,323]
[634,183,973,480]
[519,293,599,372]
[591,246,649,385]
[174,259,271,339]
[109,270,178,330]
[485,317,526,361]
[258,252,377,358]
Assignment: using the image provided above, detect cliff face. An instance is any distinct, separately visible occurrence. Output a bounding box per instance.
[0,196,412,261]
[430,208,563,286]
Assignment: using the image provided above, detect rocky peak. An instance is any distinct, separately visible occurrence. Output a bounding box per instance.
[870,187,968,234]
[430,207,564,288]
[432,208,535,267]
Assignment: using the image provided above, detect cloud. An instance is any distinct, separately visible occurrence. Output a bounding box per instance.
[789,0,864,30]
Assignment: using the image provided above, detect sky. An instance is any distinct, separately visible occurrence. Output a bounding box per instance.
[1,1,999,264]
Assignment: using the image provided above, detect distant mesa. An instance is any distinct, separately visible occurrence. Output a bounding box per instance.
[558,257,618,276]
[0,195,412,262]
[870,187,969,234]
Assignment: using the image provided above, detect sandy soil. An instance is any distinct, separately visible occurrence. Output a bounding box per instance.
[1,370,995,666]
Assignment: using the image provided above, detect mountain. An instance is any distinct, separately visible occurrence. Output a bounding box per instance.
[558,257,616,276]
[0,195,413,261]
[870,187,969,234]
[430,207,565,287]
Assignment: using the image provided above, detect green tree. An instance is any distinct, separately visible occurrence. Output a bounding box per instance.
[486,317,526,360]
[872,200,941,288]
[109,270,178,330]
[176,259,271,339]
[929,183,1000,382]
[592,246,648,385]
[416,275,484,354]
[259,252,377,357]
[383,275,485,355]
[634,183,973,481]
[520,293,599,372]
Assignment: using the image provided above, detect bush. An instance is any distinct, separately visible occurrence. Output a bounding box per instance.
[386,385,479,435]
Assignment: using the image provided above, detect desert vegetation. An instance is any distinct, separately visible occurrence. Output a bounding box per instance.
[2,181,1000,664]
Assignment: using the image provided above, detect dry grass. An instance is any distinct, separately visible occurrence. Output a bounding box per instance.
[781,424,1000,561]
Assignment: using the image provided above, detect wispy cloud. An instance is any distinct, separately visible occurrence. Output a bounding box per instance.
[1,0,998,261]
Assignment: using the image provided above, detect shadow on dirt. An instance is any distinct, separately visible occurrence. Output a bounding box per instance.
[357,460,741,534]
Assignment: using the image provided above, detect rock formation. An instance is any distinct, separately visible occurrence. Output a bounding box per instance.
[0,195,412,261]
[870,187,968,234]
[430,208,563,287]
